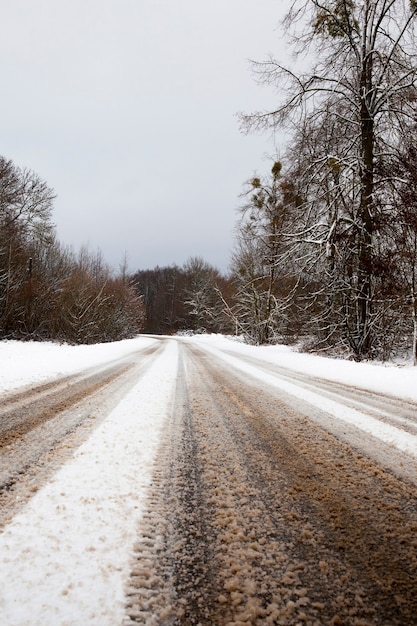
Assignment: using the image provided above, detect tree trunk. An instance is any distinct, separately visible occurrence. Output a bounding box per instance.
[356,38,374,359]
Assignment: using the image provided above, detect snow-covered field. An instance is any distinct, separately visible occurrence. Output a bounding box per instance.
[0,335,416,625]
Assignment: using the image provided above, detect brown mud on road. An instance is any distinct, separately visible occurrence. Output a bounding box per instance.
[125,342,417,626]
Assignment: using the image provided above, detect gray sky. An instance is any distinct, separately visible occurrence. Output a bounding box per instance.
[0,0,290,274]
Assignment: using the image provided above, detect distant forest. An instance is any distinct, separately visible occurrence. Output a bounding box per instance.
[132,258,234,336]
[0,152,235,345]
[2,1,417,363]
[0,156,143,344]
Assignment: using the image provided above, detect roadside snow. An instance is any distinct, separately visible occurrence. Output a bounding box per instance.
[0,339,178,626]
[0,336,157,394]
[190,334,417,403]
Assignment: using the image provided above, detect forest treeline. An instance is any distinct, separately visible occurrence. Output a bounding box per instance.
[229,0,417,363]
[0,156,143,343]
[3,0,417,363]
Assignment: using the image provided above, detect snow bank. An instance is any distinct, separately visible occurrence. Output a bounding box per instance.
[0,336,157,393]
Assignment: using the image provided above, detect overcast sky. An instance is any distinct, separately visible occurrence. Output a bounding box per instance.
[0,0,291,274]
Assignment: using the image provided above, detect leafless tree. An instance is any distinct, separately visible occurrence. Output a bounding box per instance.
[230,162,301,344]
[0,155,145,343]
[0,157,55,336]
[240,0,417,359]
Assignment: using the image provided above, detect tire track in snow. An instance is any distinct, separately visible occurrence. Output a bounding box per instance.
[225,351,417,437]
[0,339,178,626]
[0,342,163,529]
[124,349,219,625]
[199,344,417,459]
[125,340,417,625]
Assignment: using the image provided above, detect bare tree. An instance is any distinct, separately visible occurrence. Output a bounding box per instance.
[230,162,301,344]
[0,157,55,336]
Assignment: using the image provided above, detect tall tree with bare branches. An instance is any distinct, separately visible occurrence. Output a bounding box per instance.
[240,0,417,358]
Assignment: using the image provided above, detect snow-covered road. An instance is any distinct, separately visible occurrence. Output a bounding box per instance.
[0,335,416,625]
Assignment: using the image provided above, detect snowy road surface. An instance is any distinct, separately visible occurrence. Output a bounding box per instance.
[0,336,417,625]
